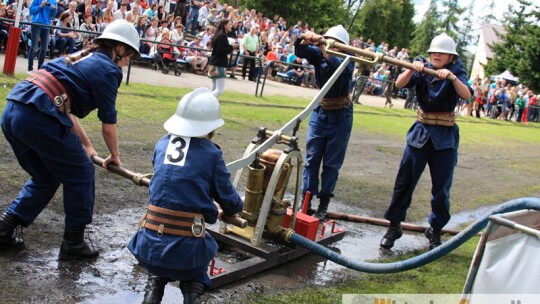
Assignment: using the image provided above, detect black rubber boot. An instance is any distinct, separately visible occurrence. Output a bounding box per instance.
[180,281,205,304]
[380,223,403,249]
[58,226,99,261]
[424,227,442,250]
[0,213,24,249]
[142,274,169,304]
[313,197,330,221]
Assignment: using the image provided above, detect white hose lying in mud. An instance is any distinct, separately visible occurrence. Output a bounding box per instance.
[289,197,540,273]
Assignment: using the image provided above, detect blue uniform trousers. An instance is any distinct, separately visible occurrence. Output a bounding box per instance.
[1,101,95,229]
[384,139,457,230]
[302,107,353,199]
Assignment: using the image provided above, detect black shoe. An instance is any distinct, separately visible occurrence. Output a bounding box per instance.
[306,208,316,216]
[380,225,403,249]
[313,197,330,221]
[180,281,205,304]
[58,227,99,260]
[424,227,442,249]
[142,274,168,304]
[229,74,237,79]
[0,213,25,249]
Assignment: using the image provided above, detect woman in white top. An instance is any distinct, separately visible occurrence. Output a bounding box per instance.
[145,16,159,49]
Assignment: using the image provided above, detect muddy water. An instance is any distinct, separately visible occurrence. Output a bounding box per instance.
[0,199,491,304]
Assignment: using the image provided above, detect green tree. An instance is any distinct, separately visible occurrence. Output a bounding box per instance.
[409,0,440,58]
[240,0,348,31]
[352,0,415,48]
[485,0,540,91]
[440,0,465,34]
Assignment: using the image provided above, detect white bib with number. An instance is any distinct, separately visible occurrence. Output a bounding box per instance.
[164,135,191,167]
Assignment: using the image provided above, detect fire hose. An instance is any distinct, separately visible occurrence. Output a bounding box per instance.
[91,155,247,228]
[287,197,540,273]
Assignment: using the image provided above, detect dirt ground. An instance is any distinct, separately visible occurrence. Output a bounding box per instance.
[1,58,539,303]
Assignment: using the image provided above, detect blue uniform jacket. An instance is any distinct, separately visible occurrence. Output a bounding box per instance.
[295,40,355,122]
[129,135,243,270]
[7,51,122,127]
[29,0,57,25]
[404,57,473,150]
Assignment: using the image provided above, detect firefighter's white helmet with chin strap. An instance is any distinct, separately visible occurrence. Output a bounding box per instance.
[323,25,350,45]
[164,88,225,137]
[427,33,458,56]
[94,19,141,58]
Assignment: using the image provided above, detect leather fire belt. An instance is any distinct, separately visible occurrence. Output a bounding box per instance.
[140,205,205,238]
[417,108,455,126]
[320,95,352,111]
[27,70,71,113]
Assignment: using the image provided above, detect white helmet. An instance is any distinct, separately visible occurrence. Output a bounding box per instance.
[323,25,349,45]
[94,19,141,58]
[164,88,224,137]
[427,33,458,56]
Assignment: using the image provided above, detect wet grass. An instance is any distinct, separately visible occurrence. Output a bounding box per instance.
[246,237,478,303]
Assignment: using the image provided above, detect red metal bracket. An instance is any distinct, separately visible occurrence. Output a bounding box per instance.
[317,220,346,239]
[209,258,226,276]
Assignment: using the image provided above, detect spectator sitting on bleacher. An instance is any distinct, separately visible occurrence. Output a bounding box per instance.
[366,68,384,95]
[264,44,281,79]
[0,7,15,53]
[145,17,160,49]
[200,26,214,49]
[113,1,129,21]
[102,1,114,29]
[184,33,208,75]
[79,14,97,48]
[55,11,79,56]
[285,55,305,86]
[144,3,157,20]
[170,23,185,45]
[276,47,289,72]
[286,50,297,64]
[302,58,317,88]
[205,8,221,29]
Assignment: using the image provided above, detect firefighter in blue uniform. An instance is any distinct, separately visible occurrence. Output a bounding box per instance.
[128,88,244,304]
[0,20,140,260]
[380,33,473,250]
[295,25,355,220]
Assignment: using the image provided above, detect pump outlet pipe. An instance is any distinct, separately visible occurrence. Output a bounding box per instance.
[288,197,540,274]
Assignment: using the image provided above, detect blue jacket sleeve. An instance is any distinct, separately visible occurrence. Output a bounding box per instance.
[29,0,42,15]
[210,150,243,219]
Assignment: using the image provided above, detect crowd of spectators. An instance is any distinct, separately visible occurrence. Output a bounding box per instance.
[0,0,537,122]
[462,77,539,123]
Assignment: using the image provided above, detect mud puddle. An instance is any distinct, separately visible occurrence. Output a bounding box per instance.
[0,201,489,303]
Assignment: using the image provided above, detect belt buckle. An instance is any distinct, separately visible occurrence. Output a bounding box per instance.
[53,95,65,107]
[191,216,204,237]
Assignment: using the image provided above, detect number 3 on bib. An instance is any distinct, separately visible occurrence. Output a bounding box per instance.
[164,136,191,166]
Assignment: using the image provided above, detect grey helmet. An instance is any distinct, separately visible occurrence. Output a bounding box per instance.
[427,33,458,56]
[164,88,225,137]
[94,19,141,58]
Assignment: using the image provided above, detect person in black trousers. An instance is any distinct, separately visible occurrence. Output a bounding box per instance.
[241,26,259,81]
